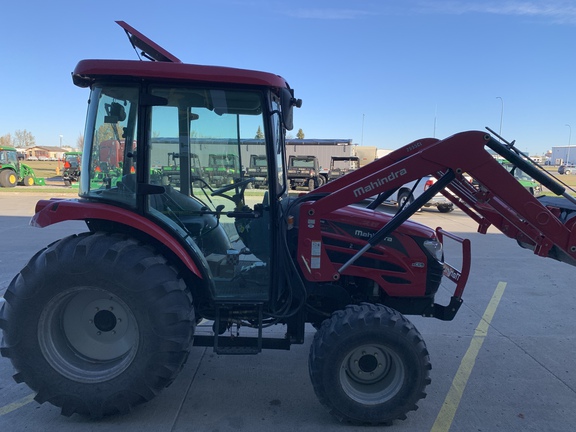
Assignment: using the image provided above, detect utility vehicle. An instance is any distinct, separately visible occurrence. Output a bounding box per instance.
[326,155,360,182]
[246,154,268,188]
[287,155,321,190]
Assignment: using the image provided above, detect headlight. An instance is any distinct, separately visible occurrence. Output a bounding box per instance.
[423,239,443,261]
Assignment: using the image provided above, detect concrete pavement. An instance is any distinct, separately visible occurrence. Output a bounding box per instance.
[0,191,575,431]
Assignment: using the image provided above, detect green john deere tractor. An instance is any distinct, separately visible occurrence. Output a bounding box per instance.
[0,146,43,187]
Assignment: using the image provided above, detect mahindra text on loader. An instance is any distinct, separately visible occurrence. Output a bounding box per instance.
[3,21,576,425]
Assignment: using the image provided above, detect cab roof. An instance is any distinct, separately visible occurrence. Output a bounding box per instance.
[73,21,289,90]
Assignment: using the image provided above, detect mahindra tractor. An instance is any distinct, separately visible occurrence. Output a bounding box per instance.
[3,22,576,425]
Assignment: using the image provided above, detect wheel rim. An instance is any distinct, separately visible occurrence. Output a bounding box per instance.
[38,287,139,383]
[339,343,405,405]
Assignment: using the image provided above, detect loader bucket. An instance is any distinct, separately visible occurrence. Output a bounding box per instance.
[34,178,46,186]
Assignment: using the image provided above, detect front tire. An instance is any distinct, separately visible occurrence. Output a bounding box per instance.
[0,232,194,418]
[309,304,431,425]
[308,178,315,191]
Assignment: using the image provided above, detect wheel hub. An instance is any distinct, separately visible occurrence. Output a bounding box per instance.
[93,309,118,332]
[340,343,405,404]
[63,296,133,359]
[346,346,391,384]
[38,287,139,383]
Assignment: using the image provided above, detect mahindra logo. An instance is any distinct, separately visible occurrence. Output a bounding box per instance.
[354,230,373,238]
[354,230,393,242]
[353,168,408,198]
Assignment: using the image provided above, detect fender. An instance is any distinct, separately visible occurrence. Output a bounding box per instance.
[31,198,203,279]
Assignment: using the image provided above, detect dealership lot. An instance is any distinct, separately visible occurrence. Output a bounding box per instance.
[0,192,575,432]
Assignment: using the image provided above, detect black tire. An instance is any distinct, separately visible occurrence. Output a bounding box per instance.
[0,169,17,187]
[397,191,413,208]
[437,204,453,213]
[317,175,326,188]
[309,303,431,425]
[308,178,315,191]
[23,175,35,186]
[0,232,194,418]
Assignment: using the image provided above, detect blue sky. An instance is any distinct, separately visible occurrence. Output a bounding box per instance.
[1,0,575,155]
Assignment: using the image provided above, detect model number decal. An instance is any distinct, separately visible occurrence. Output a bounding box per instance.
[311,241,321,269]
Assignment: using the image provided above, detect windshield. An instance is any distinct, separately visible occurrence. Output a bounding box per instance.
[503,163,536,183]
[0,150,17,165]
[291,158,315,168]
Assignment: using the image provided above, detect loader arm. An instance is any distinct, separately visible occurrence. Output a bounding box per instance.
[297,130,576,282]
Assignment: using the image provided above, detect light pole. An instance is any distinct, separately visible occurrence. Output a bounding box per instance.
[496,97,503,138]
[59,135,63,148]
[361,114,365,146]
[433,104,437,138]
[566,124,572,165]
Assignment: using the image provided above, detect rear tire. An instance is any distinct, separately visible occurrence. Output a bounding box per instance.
[0,169,17,187]
[309,304,431,425]
[397,191,413,209]
[437,204,453,213]
[0,232,194,418]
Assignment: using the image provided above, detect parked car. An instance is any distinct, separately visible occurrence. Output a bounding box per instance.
[558,164,576,175]
[386,176,454,213]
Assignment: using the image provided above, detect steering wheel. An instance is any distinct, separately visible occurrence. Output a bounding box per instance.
[211,178,255,202]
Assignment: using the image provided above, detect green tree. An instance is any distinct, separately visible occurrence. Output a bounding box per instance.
[96,124,116,142]
[13,129,35,147]
[296,128,305,139]
[255,126,264,139]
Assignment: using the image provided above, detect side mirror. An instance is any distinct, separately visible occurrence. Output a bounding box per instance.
[280,87,302,131]
[104,102,126,124]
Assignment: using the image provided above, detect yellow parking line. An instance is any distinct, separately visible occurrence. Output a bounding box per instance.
[0,393,35,416]
[431,281,507,432]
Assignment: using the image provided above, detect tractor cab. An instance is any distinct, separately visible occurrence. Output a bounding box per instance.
[74,22,302,348]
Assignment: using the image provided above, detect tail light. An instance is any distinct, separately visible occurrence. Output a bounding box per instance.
[424,179,434,190]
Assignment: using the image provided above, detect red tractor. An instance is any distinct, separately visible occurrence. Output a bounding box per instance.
[2,22,576,425]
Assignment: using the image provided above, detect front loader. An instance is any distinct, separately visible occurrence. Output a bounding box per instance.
[2,21,576,426]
